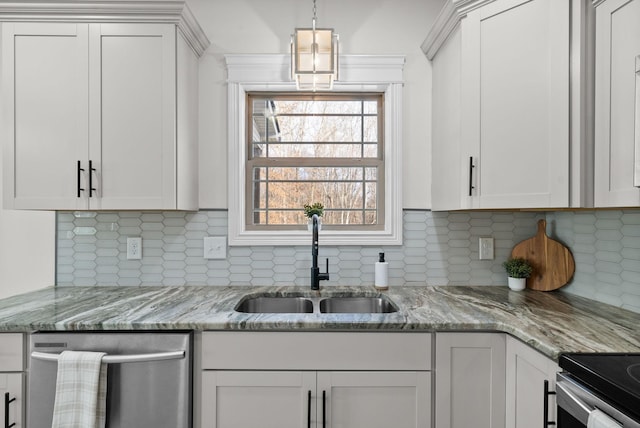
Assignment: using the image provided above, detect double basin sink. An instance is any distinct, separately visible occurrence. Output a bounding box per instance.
[235,294,398,314]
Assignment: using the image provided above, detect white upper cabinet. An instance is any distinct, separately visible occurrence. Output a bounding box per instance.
[89,24,177,210]
[594,0,640,207]
[1,1,209,211]
[2,23,89,210]
[425,0,594,210]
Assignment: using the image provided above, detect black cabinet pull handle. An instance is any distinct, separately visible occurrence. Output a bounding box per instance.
[5,392,16,428]
[543,380,556,427]
[307,390,311,428]
[77,160,85,197]
[89,160,97,198]
[468,156,475,197]
[322,390,326,428]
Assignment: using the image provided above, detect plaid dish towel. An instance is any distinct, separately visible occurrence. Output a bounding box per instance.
[51,351,107,428]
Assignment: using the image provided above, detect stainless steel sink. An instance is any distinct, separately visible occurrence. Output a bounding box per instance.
[235,296,314,313]
[319,296,398,314]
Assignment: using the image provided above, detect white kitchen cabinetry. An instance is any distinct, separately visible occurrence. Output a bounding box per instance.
[1,2,208,210]
[505,336,559,428]
[435,332,506,428]
[425,0,593,210]
[594,0,640,207]
[0,334,24,428]
[200,332,432,428]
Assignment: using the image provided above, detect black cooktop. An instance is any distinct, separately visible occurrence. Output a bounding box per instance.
[560,353,640,421]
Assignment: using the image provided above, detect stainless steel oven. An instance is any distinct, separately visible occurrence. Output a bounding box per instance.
[28,331,192,428]
[557,354,640,428]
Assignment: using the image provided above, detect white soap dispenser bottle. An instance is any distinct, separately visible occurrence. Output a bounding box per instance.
[374,252,389,290]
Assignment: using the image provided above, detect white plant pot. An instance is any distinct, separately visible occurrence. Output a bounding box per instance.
[508,277,526,291]
[307,217,322,232]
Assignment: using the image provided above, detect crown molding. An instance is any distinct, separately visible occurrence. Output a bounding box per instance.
[0,0,210,56]
[225,54,405,85]
[421,0,496,60]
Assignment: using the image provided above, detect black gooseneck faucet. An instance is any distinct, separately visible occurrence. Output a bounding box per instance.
[311,214,330,290]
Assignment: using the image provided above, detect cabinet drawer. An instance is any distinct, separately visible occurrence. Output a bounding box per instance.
[202,332,431,371]
[0,333,24,371]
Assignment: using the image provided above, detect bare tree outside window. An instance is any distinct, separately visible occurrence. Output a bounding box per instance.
[246,93,384,230]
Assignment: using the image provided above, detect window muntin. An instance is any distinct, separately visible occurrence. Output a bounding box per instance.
[246,93,384,230]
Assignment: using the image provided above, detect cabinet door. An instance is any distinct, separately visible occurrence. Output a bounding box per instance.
[435,333,506,428]
[88,23,176,210]
[201,371,316,428]
[318,371,431,428]
[594,0,640,207]
[462,0,570,209]
[2,23,89,210]
[431,25,464,211]
[505,336,559,428]
[0,373,23,428]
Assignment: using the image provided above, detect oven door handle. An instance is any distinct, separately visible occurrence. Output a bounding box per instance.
[556,379,597,426]
[31,350,185,364]
[556,381,593,416]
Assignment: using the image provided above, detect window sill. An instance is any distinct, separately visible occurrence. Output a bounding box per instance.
[227,228,403,246]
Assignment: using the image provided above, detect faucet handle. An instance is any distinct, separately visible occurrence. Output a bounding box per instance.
[320,258,330,281]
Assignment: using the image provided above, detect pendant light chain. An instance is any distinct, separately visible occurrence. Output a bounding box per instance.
[312,0,317,30]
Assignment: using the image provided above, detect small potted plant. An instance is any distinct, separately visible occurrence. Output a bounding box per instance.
[502,257,533,291]
[303,202,324,231]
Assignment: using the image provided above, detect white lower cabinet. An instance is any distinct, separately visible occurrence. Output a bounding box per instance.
[0,373,23,428]
[199,331,561,428]
[202,370,430,428]
[505,336,559,428]
[0,334,24,428]
[200,332,432,428]
[435,333,506,428]
[201,371,315,428]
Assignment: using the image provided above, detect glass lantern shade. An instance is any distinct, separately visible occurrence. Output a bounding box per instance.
[292,27,338,90]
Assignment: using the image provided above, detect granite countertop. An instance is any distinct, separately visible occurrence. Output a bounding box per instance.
[0,285,638,360]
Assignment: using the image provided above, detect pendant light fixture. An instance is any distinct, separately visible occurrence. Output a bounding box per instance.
[291,0,339,91]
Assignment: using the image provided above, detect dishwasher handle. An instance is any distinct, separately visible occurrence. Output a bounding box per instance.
[31,350,185,364]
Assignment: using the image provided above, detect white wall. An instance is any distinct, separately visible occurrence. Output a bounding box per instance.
[0,29,56,298]
[188,0,445,209]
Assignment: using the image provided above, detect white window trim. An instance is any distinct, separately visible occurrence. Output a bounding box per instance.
[226,54,404,246]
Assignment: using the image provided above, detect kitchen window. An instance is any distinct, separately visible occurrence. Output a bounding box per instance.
[226,54,404,246]
[247,93,384,230]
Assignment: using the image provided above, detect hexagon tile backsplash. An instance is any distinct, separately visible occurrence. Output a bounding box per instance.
[56,209,640,313]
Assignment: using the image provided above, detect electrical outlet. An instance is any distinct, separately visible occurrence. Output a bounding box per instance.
[204,236,226,259]
[127,237,142,260]
[479,237,494,260]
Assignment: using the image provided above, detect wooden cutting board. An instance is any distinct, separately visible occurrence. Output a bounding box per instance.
[510,219,575,291]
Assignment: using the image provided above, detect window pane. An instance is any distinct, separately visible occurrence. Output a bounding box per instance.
[254,143,369,158]
[274,100,366,115]
[365,167,377,180]
[365,183,377,209]
[363,101,378,115]
[253,166,365,181]
[363,144,378,158]
[364,117,378,142]
[264,182,364,210]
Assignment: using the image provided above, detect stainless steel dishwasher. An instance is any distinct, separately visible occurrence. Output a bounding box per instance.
[28,331,192,428]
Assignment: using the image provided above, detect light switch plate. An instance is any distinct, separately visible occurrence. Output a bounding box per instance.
[204,236,226,259]
[479,237,494,260]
